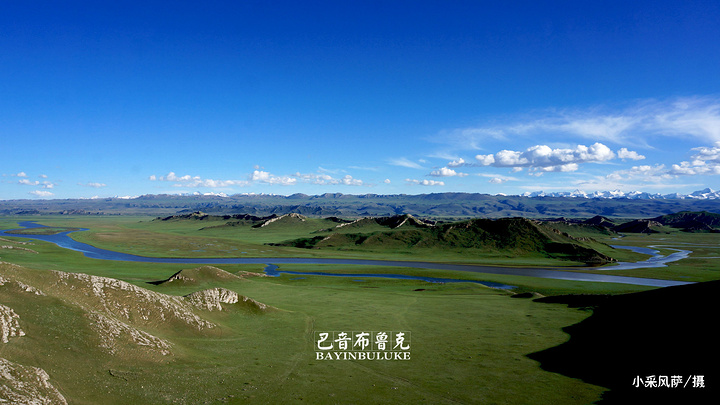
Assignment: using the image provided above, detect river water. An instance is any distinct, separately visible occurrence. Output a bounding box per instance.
[0,221,693,288]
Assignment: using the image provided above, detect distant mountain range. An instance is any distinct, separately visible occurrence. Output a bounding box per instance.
[520,188,720,200]
[2,189,720,218]
[112,188,720,200]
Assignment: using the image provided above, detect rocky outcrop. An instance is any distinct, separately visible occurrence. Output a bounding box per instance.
[87,311,172,356]
[0,304,25,343]
[253,213,307,228]
[0,358,68,404]
[184,288,272,312]
[184,288,239,311]
[51,271,216,332]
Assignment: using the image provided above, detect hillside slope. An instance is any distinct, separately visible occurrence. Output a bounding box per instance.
[0,262,273,403]
[275,217,616,264]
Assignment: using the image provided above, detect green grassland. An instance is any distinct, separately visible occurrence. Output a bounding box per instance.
[0,258,610,404]
[7,214,648,266]
[1,214,719,404]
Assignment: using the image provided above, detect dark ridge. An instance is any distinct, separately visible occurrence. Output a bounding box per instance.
[652,211,720,232]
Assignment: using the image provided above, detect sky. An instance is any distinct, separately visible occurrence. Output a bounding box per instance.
[2,0,720,199]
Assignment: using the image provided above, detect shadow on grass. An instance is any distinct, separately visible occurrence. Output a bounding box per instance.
[528,280,719,404]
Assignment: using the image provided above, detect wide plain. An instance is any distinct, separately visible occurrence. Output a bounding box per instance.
[1,214,718,404]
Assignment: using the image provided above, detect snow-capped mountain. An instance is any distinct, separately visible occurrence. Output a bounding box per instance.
[520,188,720,200]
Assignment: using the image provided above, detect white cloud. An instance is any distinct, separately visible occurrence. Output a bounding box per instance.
[151,172,251,188]
[150,169,366,189]
[470,142,615,171]
[436,96,720,148]
[406,178,445,186]
[474,154,496,166]
[17,172,28,178]
[601,143,720,182]
[250,170,297,186]
[447,158,466,167]
[292,172,364,186]
[690,142,720,163]
[604,164,673,183]
[18,179,40,186]
[428,167,468,177]
[617,148,646,160]
[29,190,53,197]
[81,182,107,188]
[389,157,424,169]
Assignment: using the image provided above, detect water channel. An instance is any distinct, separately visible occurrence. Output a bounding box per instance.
[0,221,693,288]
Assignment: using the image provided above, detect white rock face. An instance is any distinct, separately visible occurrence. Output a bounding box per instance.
[0,358,68,405]
[51,271,216,331]
[184,288,240,311]
[0,304,25,343]
[258,213,306,227]
[0,245,39,254]
[87,311,172,356]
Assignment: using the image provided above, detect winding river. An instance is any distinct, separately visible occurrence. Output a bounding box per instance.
[0,221,693,288]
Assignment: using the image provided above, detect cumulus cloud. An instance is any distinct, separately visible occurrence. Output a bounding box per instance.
[81,182,107,188]
[406,178,445,186]
[150,169,367,189]
[150,172,251,188]
[690,142,720,163]
[29,190,53,197]
[447,158,466,167]
[667,142,720,176]
[250,170,297,185]
[292,172,365,186]
[471,142,616,172]
[601,142,720,183]
[18,179,40,186]
[428,167,468,177]
[617,148,646,160]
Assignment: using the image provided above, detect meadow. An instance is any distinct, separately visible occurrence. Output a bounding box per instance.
[1,214,718,404]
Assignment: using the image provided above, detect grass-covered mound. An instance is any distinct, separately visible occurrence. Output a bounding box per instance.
[275,217,617,264]
[149,265,245,285]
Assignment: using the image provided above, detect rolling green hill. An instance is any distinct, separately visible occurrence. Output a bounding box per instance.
[274,217,616,264]
[0,262,274,403]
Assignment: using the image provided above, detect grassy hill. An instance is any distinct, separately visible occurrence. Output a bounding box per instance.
[274,217,617,264]
[601,211,720,234]
[0,262,276,404]
[652,211,720,232]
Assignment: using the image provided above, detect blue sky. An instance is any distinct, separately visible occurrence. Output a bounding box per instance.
[2,1,720,199]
